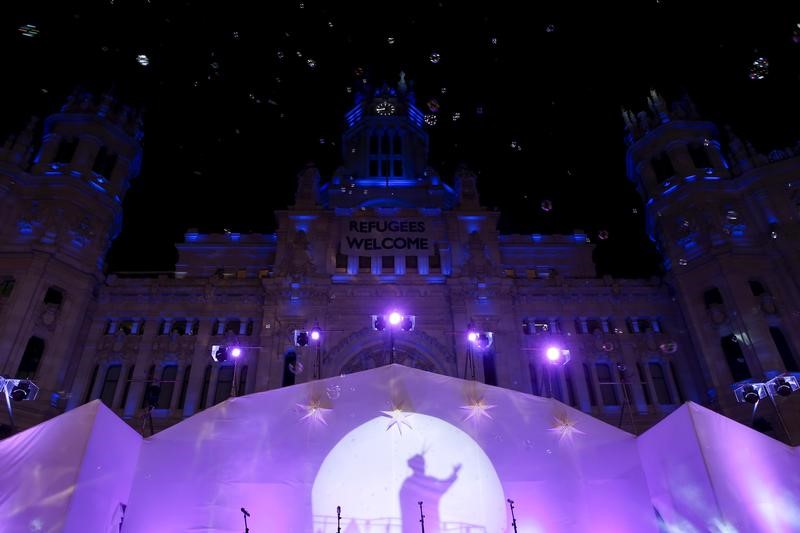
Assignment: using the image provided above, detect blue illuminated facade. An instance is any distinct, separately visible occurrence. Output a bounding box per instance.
[1,85,799,441]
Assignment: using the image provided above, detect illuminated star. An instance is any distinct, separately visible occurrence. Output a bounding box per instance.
[298,400,331,425]
[461,399,496,422]
[381,408,414,435]
[548,412,585,442]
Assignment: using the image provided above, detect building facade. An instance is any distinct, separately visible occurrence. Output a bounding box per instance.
[1,84,799,439]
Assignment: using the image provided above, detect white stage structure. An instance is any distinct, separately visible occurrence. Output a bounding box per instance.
[0,364,798,532]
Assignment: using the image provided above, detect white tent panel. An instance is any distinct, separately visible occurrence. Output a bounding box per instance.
[0,400,141,533]
[123,365,656,533]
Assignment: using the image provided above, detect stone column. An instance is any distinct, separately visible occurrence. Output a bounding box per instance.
[204,365,220,408]
[170,364,186,412]
[182,319,212,417]
[111,361,130,410]
[123,318,157,417]
[89,362,108,401]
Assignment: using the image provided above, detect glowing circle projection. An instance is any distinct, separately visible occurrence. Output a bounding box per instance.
[311,414,505,533]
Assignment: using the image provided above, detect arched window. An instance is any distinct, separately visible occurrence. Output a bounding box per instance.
[769,326,799,372]
[703,287,724,308]
[120,366,134,409]
[369,135,379,155]
[583,363,597,406]
[158,365,178,408]
[482,349,498,386]
[84,364,99,404]
[429,244,441,271]
[92,146,118,177]
[43,287,64,307]
[100,365,121,407]
[595,362,619,405]
[214,366,234,405]
[721,334,751,381]
[282,351,297,387]
[53,137,78,164]
[170,320,187,335]
[178,365,191,409]
[748,280,767,297]
[651,152,675,183]
[17,336,45,379]
[688,142,712,169]
[637,362,652,404]
[238,365,248,396]
[649,362,673,404]
[224,319,241,335]
[381,132,391,155]
[198,365,212,410]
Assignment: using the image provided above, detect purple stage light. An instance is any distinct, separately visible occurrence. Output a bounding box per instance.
[231,347,242,357]
[546,346,561,362]
[388,312,403,326]
[310,329,321,341]
[468,331,478,343]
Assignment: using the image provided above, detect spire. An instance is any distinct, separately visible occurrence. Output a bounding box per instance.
[293,162,320,209]
[455,165,480,209]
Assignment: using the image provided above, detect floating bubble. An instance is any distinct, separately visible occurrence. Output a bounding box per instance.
[659,341,678,354]
[326,385,341,400]
[298,1,304,8]
[678,258,688,266]
[354,66,364,76]
[319,137,326,144]
[232,31,240,40]
[510,140,522,152]
[598,230,609,240]
[632,208,639,214]
[136,54,150,66]
[296,50,303,58]
[490,36,497,46]
[387,36,396,45]
[328,21,335,29]
[725,209,738,222]
[476,106,484,115]
[424,114,438,126]
[306,58,317,69]
[680,218,691,229]
[545,24,556,33]
[426,99,440,113]
[749,57,768,80]
[541,200,553,212]
[345,86,352,93]
[289,361,304,375]
[210,61,219,70]
[276,50,285,60]
[18,24,40,38]
[440,87,448,95]
[429,51,441,64]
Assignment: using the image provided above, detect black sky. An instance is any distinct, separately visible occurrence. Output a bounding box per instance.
[3,1,799,278]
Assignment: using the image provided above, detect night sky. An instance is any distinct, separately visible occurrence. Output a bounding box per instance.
[3,1,800,278]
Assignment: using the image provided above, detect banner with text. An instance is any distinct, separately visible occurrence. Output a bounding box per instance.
[341,219,434,256]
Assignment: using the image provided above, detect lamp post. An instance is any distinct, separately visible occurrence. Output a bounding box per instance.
[373,311,415,366]
[310,322,322,379]
[543,345,570,398]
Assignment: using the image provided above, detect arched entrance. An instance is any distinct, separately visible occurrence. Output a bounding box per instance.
[324,327,455,376]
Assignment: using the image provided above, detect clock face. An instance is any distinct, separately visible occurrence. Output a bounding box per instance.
[375,100,396,116]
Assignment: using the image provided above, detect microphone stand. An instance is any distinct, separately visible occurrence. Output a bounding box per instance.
[507,499,518,533]
[418,501,425,533]
[337,505,341,533]
[240,507,250,533]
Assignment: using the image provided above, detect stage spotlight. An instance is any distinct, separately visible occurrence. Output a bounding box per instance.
[231,346,242,357]
[467,330,478,343]
[767,375,799,397]
[545,347,561,362]
[734,382,766,404]
[373,315,386,331]
[295,330,310,347]
[310,324,321,341]
[211,345,228,362]
[388,311,403,326]
[10,381,31,401]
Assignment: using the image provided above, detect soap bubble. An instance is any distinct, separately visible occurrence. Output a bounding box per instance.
[289,361,304,375]
[598,230,609,240]
[541,200,553,212]
[326,385,341,400]
[749,57,768,80]
[659,341,678,354]
[424,114,438,126]
[429,51,441,64]
[136,54,150,66]
[387,36,396,45]
[545,24,556,33]
[678,258,688,266]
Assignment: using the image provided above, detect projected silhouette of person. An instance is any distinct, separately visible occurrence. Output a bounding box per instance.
[399,454,461,533]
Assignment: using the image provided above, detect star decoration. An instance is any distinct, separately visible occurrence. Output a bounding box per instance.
[381,408,414,435]
[548,412,585,442]
[297,400,331,425]
[461,398,496,422]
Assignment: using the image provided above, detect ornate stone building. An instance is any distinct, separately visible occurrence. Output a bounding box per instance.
[1,84,798,439]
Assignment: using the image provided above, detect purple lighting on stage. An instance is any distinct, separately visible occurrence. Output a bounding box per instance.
[231,347,242,357]
[546,346,561,362]
[467,331,478,343]
[310,329,321,341]
[388,312,403,326]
